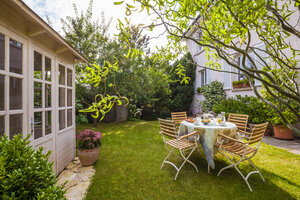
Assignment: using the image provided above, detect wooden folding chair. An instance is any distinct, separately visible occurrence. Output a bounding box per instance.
[228,113,250,137]
[217,122,269,191]
[158,118,199,180]
[171,112,187,125]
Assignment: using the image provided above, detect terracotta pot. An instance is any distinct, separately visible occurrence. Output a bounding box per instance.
[273,125,294,140]
[78,148,100,166]
[264,128,272,136]
[233,85,238,89]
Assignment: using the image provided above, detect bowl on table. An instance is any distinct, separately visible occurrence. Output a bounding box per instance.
[201,119,210,125]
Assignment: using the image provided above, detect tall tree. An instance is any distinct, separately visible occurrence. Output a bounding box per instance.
[116,0,300,135]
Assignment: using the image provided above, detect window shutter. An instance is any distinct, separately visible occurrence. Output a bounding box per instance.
[222,60,231,89]
[254,43,268,86]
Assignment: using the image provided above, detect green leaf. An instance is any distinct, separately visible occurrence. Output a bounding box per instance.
[114,1,124,5]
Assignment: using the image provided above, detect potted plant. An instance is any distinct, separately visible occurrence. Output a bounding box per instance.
[241,79,250,88]
[232,80,240,89]
[196,87,203,93]
[77,129,102,166]
[269,113,295,140]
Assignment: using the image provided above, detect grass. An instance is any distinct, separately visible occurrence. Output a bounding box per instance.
[77,121,300,200]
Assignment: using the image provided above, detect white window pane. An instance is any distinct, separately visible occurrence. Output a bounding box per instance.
[34,112,43,139]
[0,34,4,70]
[9,114,22,139]
[9,39,22,74]
[10,77,22,110]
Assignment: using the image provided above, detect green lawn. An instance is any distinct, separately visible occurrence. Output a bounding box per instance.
[77,121,300,200]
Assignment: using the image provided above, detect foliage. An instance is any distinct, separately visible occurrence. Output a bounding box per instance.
[115,0,300,135]
[261,87,298,126]
[61,1,128,122]
[213,95,270,124]
[198,81,226,112]
[75,99,89,124]
[232,79,250,86]
[0,135,65,200]
[77,129,102,150]
[167,53,196,113]
[196,87,203,93]
[77,121,300,200]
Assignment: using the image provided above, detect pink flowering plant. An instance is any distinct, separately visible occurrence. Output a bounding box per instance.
[77,129,102,150]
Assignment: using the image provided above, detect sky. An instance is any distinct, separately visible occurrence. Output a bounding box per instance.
[22,0,168,49]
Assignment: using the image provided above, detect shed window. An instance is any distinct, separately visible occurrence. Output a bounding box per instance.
[34,51,42,79]
[58,64,73,129]
[0,33,24,138]
[45,57,51,81]
[0,33,4,70]
[0,115,4,136]
[10,77,22,110]
[33,50,53,139]
[9,39,22,74]
[9,114,22,139]
[0,75,4,110]
[59,110,65,130]
[34,112,43,139]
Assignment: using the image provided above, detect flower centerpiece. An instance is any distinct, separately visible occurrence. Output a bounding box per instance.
[77,129,102,166]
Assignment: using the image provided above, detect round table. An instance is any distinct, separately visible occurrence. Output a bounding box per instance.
[178,121,237,170]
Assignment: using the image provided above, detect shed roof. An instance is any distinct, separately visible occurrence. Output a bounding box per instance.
[0,0,88,63]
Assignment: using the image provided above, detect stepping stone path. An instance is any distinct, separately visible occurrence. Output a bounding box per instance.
[57,157,95,200]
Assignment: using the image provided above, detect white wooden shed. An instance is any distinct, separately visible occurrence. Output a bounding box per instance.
[0,0,87,175]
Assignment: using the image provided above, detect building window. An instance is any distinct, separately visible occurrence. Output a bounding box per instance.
[237,55,253,81]
[237,57,245,81]
[199,69,207,87]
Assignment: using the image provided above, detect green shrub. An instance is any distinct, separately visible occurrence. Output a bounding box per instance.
[0,135,66,200]
[213,95,270,124]
[199,81,226,112]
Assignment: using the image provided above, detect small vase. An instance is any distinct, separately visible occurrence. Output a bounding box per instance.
[78,148,100,166]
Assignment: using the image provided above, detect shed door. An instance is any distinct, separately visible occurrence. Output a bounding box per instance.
[0,28,27,141]
[29,46,56,172]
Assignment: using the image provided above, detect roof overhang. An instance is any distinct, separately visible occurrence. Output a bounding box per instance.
[0,0,88,63]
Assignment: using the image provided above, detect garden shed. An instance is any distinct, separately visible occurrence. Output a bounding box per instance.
[0,0,87,174]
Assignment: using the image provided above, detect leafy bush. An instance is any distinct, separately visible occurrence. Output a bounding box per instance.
[0,135,66,200]
[199,81,226,112]
[213,95,270,124]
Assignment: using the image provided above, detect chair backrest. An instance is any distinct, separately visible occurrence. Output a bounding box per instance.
[248,122,269,146]
[171,112,187,125]
[228,113,249,130]
[158,118,178,138]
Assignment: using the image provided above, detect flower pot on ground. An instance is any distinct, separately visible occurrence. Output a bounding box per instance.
[78,148,100,166]
[273,125,294,140]
[77,129,102,166]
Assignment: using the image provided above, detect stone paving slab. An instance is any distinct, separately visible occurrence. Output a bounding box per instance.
[262,136,300,155]
[57,157,95,200]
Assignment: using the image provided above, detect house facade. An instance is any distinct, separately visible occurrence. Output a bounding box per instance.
[0,0,87,175]
[186,9,300,115]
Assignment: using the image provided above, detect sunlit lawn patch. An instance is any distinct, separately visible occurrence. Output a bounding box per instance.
[77,121,300,200]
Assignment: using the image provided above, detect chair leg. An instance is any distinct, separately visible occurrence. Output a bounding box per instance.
[217,151,237,176]
[245,157,265,182]
[161,148,175,169]
[174,147,198,180]
[218,151,254,192]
